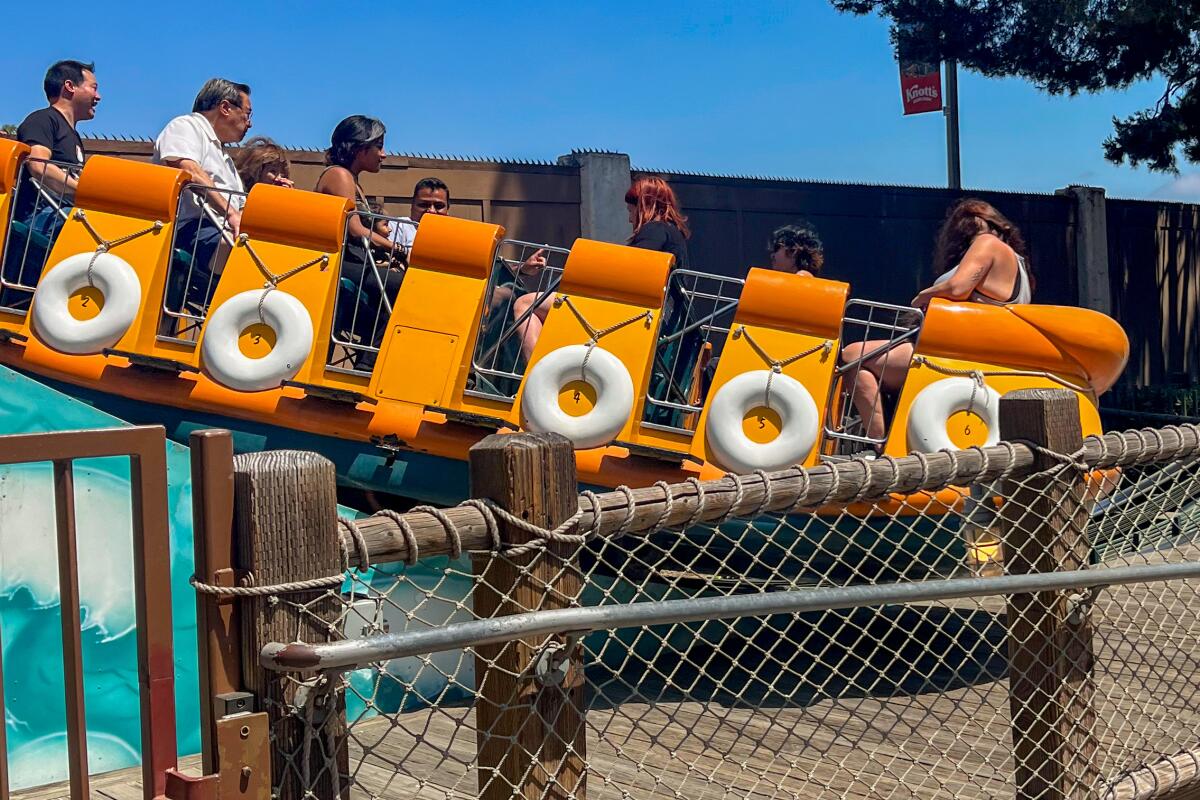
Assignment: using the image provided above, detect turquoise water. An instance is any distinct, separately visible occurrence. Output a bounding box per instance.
[0,364,201,789]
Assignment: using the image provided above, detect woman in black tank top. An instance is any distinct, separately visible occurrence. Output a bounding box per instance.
[314,116,404,363]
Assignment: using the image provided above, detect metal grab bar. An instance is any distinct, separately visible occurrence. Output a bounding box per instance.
[325,208,411,373]
[642,268,745,430]
[260,559,1200,673]
[824,298,925,450]
[0,158,83,313]
[467,239,571,400]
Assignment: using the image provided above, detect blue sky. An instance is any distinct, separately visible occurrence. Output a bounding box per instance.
[2,1,1194,201]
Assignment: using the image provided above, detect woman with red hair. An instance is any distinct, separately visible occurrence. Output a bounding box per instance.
[512,175,691,360]
[625,176,691,268]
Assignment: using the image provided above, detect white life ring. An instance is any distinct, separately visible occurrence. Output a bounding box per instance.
[201,289,313,392]
[907,377,1002,453]
[31,252,142,355]
[520,344,634,449]
[705,370,819,473]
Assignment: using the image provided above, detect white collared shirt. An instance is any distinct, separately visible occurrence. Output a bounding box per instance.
[153,112,246,222]
[389,216,418,253]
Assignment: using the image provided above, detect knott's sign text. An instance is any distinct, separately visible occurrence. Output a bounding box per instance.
[899,59,943,115]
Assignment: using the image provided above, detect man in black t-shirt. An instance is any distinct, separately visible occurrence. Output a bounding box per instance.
[3,60,100,305]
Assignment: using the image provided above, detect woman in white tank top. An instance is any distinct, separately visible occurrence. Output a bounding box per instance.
[842,199,1035,447]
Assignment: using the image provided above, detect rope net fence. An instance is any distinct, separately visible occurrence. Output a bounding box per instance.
[247,420,1200,800]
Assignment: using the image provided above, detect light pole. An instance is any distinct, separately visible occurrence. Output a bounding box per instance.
[945,58,962,189]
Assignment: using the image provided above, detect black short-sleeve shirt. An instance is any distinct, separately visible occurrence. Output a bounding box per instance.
[14,107,85,220]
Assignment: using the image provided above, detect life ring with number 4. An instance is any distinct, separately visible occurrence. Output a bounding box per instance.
[521,344,634,449]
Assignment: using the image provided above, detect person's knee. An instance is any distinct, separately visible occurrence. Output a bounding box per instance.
[512,293,535,317]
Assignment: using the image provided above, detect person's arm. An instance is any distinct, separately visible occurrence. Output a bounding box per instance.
[160,157,242,236]
[18,112,78,197]
[315,168,394,251]
[911,237,996,308]
[24,144,78,196]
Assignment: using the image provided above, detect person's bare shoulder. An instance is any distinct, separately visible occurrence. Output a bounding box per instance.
[315,165,355,195]
[968,232,1012,260]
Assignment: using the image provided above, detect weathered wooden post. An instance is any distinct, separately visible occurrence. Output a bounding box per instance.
[233,451,349,800]
[999,388,1099,800]
[469,432,588,800]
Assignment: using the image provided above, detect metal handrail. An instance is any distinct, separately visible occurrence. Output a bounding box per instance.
[260,559,1200,673]
[467,239,571,399]
[642,269,744,425]
[0,158,83,313]
[158,185,248,343]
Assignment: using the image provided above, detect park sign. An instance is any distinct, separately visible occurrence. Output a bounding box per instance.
[899,57,943,115]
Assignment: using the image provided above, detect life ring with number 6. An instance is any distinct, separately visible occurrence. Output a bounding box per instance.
[907,377,1002,453]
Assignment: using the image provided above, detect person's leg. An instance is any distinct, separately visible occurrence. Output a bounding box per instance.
[166,216,220,310]
[513,291,553,361]
[842,341,913,443]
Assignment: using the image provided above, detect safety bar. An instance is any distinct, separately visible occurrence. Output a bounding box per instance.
[260,559,1200,673]
[643,269,744,429]
[467,239,571,400]
[326,208,410,374]
[0,158,83,313]
[158,184,247,344]
[824,298,925,450]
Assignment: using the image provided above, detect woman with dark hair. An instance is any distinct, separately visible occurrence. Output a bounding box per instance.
[232,136,293,191]
[768,222,824,276]
[314,116,404,363]
[841,198,1034,445]
[314,115,397,256]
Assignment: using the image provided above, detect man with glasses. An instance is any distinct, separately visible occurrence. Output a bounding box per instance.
[153,78,252,316]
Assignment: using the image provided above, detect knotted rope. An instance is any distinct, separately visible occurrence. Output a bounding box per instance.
[734,326,833,410]
[910,355,1091,397]
[553,294,654,380]
[72,210,165,288]
[235,233,330,323]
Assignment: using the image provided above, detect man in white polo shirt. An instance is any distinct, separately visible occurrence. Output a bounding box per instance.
[153,78,252,312]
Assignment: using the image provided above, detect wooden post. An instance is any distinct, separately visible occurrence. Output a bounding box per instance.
[189,429,237,777]
[233,451,348,800]
[999,388,1098,800]
[469,432,587,800]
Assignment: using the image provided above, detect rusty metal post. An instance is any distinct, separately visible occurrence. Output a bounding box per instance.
[469,432,587,800]
[128,429,180,800]
[189,430,240,772]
